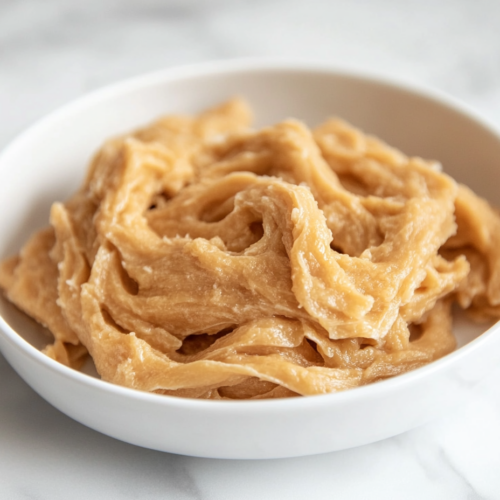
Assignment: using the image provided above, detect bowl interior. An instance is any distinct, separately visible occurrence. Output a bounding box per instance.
[1,63,499,369]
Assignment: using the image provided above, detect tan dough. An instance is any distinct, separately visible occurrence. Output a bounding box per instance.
[1,99,498,398]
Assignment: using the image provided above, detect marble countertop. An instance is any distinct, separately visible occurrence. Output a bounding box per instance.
[1,0,500,498]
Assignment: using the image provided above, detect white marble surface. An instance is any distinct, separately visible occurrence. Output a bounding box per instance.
[1,0,500,498]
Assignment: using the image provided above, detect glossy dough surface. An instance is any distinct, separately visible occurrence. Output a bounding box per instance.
[2,99,500,399]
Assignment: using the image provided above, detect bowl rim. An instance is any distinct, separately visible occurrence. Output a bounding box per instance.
[1,58,500,411]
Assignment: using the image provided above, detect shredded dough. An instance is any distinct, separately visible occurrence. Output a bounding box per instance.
[1,98,500,399]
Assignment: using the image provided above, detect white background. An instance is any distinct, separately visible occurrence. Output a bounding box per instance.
[1,1,500,498]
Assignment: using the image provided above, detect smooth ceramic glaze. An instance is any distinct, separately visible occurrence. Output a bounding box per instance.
[1,61,499,459]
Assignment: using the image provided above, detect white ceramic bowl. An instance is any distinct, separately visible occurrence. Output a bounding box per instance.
[1,60,500,459]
